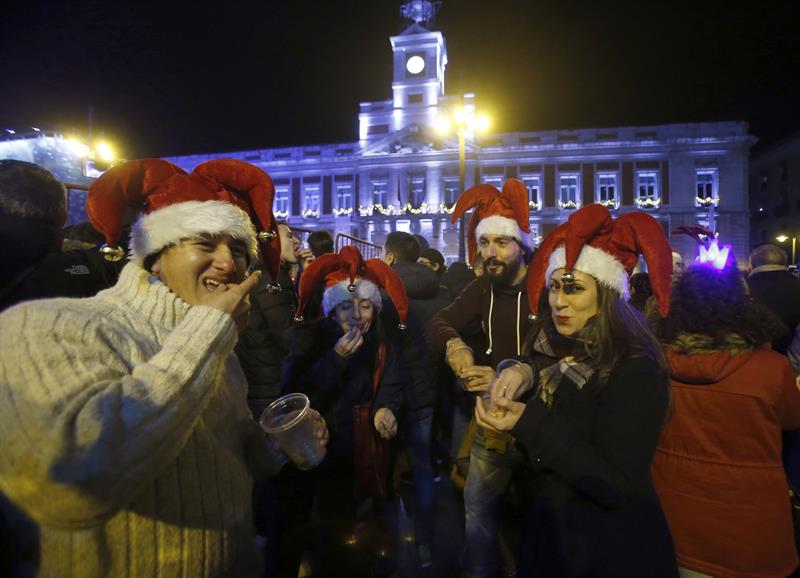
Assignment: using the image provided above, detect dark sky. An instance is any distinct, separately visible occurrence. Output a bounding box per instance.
[1,0,798,158]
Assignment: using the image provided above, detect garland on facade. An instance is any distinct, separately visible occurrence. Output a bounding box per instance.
[635,197,661,209]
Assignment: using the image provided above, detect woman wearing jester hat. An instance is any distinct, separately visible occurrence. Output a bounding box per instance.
[475,204,678,576]
[277,245,407,576]
[649,239,800,578]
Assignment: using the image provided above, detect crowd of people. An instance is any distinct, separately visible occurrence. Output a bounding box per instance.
[0,157,799,578]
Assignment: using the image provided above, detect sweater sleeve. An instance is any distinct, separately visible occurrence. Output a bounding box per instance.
[426,278,483,353]
[0,302,239,530]
[776,356,800,429]
[511,357,668,509]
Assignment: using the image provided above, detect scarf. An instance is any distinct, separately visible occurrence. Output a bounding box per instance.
[532,326,596,408]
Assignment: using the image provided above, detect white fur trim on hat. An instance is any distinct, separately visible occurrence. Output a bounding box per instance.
[322,279,382,317]
[475,215,531,249]
[545,245,630,300]
[130,200,258,264]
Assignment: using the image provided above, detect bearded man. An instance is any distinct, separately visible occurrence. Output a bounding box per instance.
[427,179,535,578]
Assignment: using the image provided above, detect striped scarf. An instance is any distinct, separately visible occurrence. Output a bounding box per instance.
[532,327,596,407]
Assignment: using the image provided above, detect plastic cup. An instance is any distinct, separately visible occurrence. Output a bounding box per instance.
[481,376,508,418]
[260,393,325,470]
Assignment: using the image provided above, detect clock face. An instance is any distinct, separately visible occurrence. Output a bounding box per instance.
[406,55,425,75]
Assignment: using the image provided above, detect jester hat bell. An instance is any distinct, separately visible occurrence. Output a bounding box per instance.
[86,158,281,284]
[294,245,408,328]
[450,178,531,264]
[528,203,673,317]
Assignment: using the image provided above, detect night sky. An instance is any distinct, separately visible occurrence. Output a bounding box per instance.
[1,0,798,159]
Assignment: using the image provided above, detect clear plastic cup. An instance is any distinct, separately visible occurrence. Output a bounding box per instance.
[259,393,325,470]
[481,376,508,418]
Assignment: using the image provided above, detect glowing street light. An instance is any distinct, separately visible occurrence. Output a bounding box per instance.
[436,104,491,262]
[95,141,115,162]
[775,234,797,265]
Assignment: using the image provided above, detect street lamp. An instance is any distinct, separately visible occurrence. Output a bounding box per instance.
[435,105,491,262]
[776,234,797,265]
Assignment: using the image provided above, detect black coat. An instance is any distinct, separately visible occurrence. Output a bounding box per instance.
[747,268,800,354]
[236,266,297,417]
[511,356,678,578]
[383,261,451,411]
[281,317,402,459]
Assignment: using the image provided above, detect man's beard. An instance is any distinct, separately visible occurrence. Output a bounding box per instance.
[485,256,522,288]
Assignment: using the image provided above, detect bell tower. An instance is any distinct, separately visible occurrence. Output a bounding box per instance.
[359,0,448,143]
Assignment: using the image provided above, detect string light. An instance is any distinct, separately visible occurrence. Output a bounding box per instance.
[635,197,661,209]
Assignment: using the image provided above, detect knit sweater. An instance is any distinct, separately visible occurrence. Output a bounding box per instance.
[0,263,286,578]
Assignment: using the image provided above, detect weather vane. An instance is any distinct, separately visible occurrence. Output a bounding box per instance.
[400,0,441,28]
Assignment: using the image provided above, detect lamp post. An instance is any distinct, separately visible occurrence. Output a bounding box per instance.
[776,234,797,266]
[436,106,490,262]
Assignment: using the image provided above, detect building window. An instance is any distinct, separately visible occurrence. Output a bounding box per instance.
[334,184,353,216]
[695,169,718,207]
[558,173,580,209]
[482,173,503,188]
[372,180,389,206]
[409,176,426,209]
[443,177,459,207]
[635,171,660,209]
[274,187,290,219]
[596,173,618,209]
[302,185,320,219]
[521,174,541,210]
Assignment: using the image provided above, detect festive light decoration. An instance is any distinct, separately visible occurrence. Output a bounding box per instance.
[698,238,731,270]
[635,197,661,209]
[529,200,542,210]
[558,200,579,210]
[274,209,289,219]
[695,196,719,208]
[333,207,353,217]
[357,202,455,216]
[301,209,320,219]
[598,198,620,210]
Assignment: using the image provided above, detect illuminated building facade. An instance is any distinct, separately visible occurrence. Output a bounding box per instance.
[165,0,755,263]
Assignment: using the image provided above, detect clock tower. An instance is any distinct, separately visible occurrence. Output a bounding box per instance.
[359,0,448,143]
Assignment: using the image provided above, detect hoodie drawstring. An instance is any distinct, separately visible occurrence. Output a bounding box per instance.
[486,287,523,357]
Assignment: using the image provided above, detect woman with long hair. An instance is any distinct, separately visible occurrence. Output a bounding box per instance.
[649,245,800,578]
[475,204,678,577]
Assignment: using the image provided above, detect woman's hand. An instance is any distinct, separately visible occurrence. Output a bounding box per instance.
[458,365,496,392]
[491,362,534,402]
[475,396,526,433]
[334,327,364,358]
[373,407,398,440]
[309,409,330,450]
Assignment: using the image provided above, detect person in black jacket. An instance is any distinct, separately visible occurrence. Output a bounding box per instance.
[476,204,677,578]
[382,231,450,568]
[275,245,407,578]
[0,160,122,312]
[747,243,800,354]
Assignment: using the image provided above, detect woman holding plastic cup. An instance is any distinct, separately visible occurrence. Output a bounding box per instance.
[276,245,407,576]
[475,204,678,577]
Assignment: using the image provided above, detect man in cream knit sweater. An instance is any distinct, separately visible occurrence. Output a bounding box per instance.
[0,159,326,578]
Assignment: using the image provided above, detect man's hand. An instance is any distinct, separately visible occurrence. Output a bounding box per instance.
[199,270,261,332]
[334,327,364,358]
[475,396,525,433]
[447,348,475,377]
[373,407,398,440]
[457,365,496,392]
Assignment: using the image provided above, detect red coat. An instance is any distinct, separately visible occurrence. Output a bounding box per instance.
[652,343,800,578]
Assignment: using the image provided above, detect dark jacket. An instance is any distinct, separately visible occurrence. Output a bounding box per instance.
[281,317,402,459]
[511,356,677,577]
[236,266,297,417]
[0,249,123,313]
[747,268,800,354]
[427,272,533,369]
[383,261,450,411]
